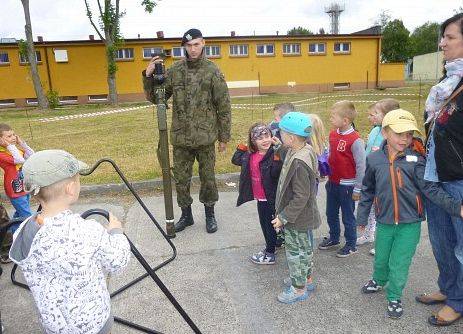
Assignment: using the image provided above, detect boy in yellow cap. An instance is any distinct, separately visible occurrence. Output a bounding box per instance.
[357,109,463,319]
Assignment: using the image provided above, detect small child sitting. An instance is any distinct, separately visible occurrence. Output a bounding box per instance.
[232,123,282,264]
[9,150,131,334]
[271,112,322,304]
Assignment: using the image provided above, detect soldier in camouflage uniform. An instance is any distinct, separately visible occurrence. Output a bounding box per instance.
[142,28,231,234]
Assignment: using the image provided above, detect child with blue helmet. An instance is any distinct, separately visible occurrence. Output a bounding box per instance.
[271,112,322,304]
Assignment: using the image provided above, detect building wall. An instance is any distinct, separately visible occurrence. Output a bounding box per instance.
[379,63,405,87]
[412,51,444,81]
[0,34,404,106]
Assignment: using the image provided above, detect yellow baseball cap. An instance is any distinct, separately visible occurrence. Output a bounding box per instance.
[382,109,422,135]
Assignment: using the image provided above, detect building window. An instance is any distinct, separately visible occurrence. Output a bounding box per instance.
[143,47,163,59]
[19,51,41,64]
[0,52,10,64]
[283,43,301,55]
[59,96,78,105]
[256,44,274,56]
[334,82,350,90]
[229,44,248,56]
[205,45,220,57]
[26,98,38,105]
[334,42,350,53]
[54,49,68,62]
[88,94,108,102]
[115,48,134,60]
[0,99,15,107]
[309,43,326,54]
[172,47,185,58]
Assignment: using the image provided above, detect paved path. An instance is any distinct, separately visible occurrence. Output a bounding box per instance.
[1,187,462,334]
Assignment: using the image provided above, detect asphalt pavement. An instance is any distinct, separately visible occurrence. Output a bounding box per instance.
[1,184,462,334]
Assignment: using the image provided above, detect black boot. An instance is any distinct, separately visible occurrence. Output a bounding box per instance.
[205,205,218,233]
[174,206,194,232]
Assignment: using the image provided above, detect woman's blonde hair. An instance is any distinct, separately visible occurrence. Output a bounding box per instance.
[307,114,328,156]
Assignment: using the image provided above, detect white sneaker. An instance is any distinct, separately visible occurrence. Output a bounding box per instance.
[356,234,374,246]
[369,248,375,256]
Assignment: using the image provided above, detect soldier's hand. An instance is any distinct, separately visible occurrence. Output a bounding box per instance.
[218,141,227,153]
[146,56,163,77]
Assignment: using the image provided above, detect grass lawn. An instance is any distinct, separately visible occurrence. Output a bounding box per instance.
[0,82,433,185]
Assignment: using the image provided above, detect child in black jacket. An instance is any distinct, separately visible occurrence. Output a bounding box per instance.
[232,123,282,264]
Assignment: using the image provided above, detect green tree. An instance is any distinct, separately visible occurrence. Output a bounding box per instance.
[409,22,440,57]
[20,0,49,109]
[84,0,157,105]
[287,26,313,35]
[381,19,411,62]
[374,10,391,32]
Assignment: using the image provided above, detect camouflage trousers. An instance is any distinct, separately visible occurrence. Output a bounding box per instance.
[172,144,218,208]
[285,227,313,288]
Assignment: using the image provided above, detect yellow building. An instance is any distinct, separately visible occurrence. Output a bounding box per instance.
[0,28,404,107]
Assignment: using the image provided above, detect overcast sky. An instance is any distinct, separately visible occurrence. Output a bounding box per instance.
[1,0,461,41]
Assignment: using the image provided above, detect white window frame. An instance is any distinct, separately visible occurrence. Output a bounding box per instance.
[308,43,326,55]
[54,49,68,63]
[142,47,163,59]
[19,51,41,64]
[115,48,134,60]
[282,43,301,55]
[0,51,10,64]
[88,94,108,102]
[256,44,274,56]
[172,47,185,58]
[334,42,351,54]
[205,45,221,58]
[229,44,248,57]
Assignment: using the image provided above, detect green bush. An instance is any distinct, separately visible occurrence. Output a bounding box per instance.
[46,90,60,109]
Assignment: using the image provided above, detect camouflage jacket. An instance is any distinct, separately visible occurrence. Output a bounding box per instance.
[142,56,231,147]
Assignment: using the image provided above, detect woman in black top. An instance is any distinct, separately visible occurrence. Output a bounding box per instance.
[416,13,463,327]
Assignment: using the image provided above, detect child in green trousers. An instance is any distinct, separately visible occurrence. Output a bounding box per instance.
[357,109,463,319]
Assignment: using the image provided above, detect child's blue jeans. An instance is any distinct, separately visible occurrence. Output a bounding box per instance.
[8,194,32,233]
[325,181,357,248]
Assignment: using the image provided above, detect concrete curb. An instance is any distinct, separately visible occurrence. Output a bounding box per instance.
[79,172,241,196]
[0,173,240,200]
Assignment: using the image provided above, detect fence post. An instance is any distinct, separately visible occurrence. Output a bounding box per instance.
[418,77,422,114]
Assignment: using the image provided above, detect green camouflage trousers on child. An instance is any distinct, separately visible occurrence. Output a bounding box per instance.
[285,227,313,288]
[172,144,218,208]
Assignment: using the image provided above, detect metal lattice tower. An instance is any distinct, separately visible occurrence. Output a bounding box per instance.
[325,3,345,34]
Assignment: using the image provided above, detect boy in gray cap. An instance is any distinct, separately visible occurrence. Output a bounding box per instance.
[9,150,131,334]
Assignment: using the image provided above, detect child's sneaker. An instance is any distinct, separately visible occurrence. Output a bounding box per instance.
[336,245,358,258]
[361,279,382,293]
[387,300,403,319]
[356,234,374,245]
[369,248,376,256]
[283,276,315,291]
[250,250,275,265]
[277,286,308,304]
[318,237,340,250]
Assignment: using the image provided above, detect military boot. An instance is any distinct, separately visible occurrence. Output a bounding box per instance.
[205,205,218,233]
[174,206,195,232]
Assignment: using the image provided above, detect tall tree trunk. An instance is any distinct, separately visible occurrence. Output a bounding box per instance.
[21,0,49,109]
[105,32,118,105]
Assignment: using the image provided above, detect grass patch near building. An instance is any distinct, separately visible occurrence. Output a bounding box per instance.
[0,83,432,185]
